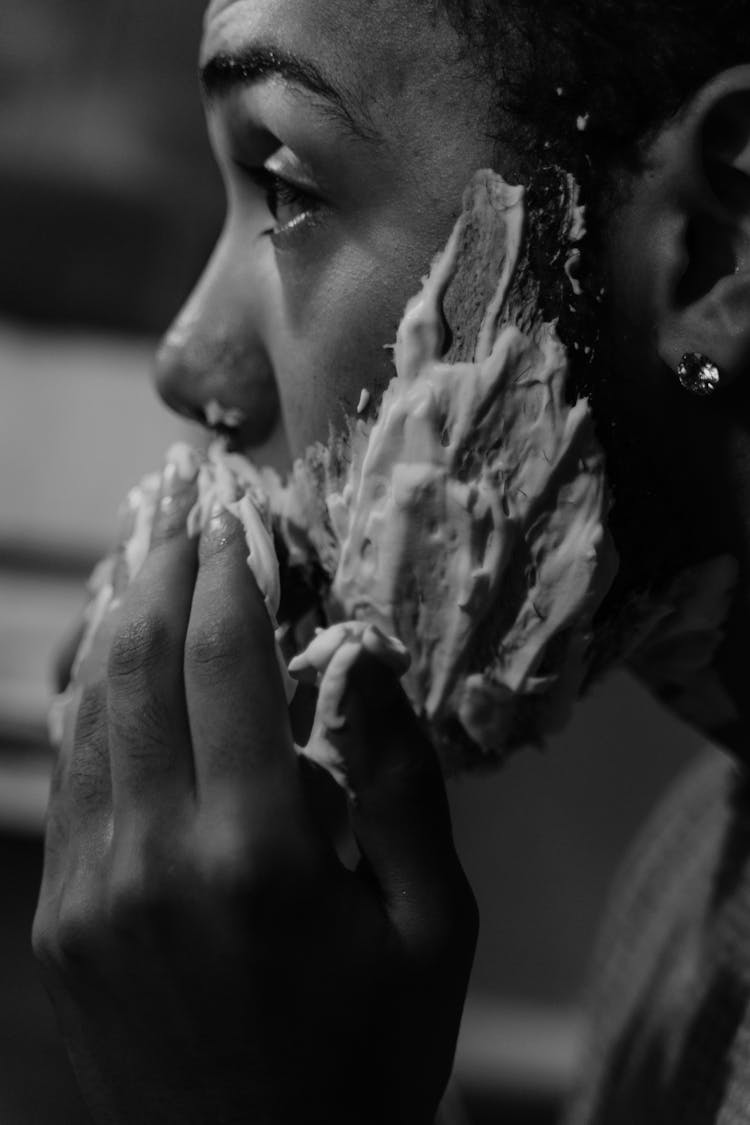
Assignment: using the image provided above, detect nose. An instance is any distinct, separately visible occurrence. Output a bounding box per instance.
[154,228,281,449]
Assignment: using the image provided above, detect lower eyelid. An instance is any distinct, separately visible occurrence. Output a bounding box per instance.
[226,162,328,247]
[269,207,326,250]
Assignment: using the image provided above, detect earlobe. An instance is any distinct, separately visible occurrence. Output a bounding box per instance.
[656,66,750,391]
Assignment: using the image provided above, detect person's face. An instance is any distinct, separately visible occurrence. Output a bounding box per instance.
[155,0,499,470]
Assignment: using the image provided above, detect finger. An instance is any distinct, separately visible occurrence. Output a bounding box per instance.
[38,683,82,910]
[56,681,116,910]
[111,488,139,598]
[310,640,473,941]
[186,509,298,804]
[38,682,114,939]
[112,469,162,595]
[106,466,199,813]
[67,680,112,829]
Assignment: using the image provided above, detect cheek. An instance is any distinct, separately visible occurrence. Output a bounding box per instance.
[270,193,471,458]
[273,257,420,455]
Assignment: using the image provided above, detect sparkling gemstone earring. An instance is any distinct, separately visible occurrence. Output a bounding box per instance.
[677,353,721,396]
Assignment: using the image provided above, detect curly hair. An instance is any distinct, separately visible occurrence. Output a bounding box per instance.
[437,0,750,606]
[440,0,750,181]
[435,0,750,352]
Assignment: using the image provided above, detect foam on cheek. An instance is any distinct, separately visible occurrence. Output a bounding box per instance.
[293,172,618,764]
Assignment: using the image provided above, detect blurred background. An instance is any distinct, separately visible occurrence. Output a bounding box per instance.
[0,3,708,1123]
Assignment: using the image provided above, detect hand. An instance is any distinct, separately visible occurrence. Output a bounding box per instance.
[33,467,479,1125]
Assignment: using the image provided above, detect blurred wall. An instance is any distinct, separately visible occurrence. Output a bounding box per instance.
[1,0,223,333]
[0,6,224,1121]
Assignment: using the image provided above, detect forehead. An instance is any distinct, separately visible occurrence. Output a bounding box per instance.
[201,0,468,119]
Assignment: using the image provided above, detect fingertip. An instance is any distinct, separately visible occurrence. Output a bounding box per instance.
[196,505,279,626]
[149,465,198,549]
[315,643,436,800]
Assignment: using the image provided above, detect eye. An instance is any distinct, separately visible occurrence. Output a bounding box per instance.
[263,172,319,231]
[239,163,323,243]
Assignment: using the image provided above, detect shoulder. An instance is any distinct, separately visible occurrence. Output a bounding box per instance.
[593,749,736,957]
[565,747,750,1125]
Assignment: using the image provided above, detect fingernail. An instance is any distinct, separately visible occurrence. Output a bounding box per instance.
[199,502,236,555]
[158,463,181,514]
[151,464,196,544]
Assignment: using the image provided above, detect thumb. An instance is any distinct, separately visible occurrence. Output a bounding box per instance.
[309,634,476,945]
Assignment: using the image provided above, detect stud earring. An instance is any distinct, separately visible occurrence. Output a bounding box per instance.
[677,353,721,396]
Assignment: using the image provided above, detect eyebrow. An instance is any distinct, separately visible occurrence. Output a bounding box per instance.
[200,45,381,145]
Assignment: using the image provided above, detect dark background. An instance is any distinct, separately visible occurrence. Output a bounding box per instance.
[1,0,221,333]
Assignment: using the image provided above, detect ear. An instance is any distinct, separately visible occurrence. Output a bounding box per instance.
[655,65,750,390]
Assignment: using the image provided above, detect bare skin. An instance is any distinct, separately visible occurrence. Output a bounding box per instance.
[154,0,499,464]
[33,0,750,1121]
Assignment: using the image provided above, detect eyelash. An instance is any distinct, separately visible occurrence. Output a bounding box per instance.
[243,166,321,241]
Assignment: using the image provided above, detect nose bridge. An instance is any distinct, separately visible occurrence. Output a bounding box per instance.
[153,229,280,444]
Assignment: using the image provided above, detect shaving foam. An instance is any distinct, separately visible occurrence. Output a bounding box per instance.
[48,444,297,750]
[288,171,618,767]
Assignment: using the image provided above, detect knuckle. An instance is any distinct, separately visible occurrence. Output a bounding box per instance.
[108,613,172,684]
[191,820,313,912]
[195,853,243,903]
[108,833,175,930]
[46,852,111,966]
[185,618,244,682]
[107,866,158,933]
[191,827,251,899]
[108,813,197,927]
